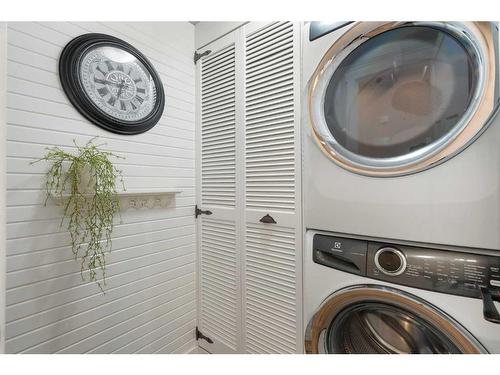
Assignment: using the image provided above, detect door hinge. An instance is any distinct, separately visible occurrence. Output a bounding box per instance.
[195,205,213,219]
[195,327,214,344]
[194,49,211,64]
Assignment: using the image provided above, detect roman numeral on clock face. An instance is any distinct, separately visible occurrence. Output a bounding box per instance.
[116,64,124,72]
[94,78,107,85]
[130,101,137,110]
[108,96,116,106]
[136,88,145,94]
[96,66,107,76]
[104,61,114,71]
[120,100,126,111]
[134,95,144,104]
[97,87,109,97]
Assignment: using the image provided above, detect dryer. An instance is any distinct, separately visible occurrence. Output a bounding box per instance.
[304,230,500,353]
[302,22,500,250]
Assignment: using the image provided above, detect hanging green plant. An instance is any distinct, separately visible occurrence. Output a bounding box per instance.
[32,138,125,292]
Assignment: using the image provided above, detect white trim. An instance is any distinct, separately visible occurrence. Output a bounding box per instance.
[0,21,7,354]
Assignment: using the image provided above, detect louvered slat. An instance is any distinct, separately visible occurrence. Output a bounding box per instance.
[244,223,297,354]
[201,44,236,207]
[245,22,295,212]
[200,218,238,350]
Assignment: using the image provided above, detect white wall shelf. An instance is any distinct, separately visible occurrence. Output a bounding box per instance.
[51,189,182,210]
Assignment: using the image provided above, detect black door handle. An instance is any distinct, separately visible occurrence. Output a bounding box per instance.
[259,214,277,224]
[480,287,500,324]
[195,205,213,218]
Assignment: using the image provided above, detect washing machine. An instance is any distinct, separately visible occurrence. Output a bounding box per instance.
[302,22,500,250]
[304,230,500,353]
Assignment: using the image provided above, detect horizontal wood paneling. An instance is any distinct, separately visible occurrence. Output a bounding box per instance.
[5,22,197,353]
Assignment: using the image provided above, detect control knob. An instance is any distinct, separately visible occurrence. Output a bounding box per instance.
[375,247,407,276]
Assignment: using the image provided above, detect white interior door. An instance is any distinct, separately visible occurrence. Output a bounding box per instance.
[195,30,243,354]
[196,22,302,354]
[242,22,302,354]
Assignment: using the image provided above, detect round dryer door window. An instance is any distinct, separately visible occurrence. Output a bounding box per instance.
[304,286,486,354]
[308,22,499,176]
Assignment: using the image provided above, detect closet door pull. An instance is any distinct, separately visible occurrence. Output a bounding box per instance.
[259,214,277,224]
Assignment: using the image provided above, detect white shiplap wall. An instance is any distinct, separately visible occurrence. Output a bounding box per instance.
[5,22,197,354]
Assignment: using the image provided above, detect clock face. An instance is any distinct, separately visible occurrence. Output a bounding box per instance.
[80,46,157,122]
[59,33,165,134]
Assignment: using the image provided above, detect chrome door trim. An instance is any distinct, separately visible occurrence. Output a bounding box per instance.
[374,247,407,276]
[304,284,487,354]
[308,21,499,177]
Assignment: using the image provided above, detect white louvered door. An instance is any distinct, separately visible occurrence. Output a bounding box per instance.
[242,22,302,354]
[196,22,301,354]
[196,30,243,354]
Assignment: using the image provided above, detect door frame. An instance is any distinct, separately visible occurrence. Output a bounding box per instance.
[0,21,7,354]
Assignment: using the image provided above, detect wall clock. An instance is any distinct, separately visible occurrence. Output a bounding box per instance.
[59,33,165,135]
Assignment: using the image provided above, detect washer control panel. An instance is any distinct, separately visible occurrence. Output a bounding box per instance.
[313,234,500,299]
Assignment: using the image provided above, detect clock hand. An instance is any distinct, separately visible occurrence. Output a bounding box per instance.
[116,79,125,99]
[96,79,120,86]
[98,79,130,88]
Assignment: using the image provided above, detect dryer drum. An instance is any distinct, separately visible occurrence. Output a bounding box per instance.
[304,285,486,354]
[308,22,499,177]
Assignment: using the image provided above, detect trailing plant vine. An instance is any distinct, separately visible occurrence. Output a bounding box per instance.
[32,138,125,292]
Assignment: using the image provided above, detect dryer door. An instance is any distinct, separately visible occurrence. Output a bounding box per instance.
[308,22,499,176]
[304,285,486,354]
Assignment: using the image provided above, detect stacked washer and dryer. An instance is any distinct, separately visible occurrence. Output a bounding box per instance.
[302,22,500,353]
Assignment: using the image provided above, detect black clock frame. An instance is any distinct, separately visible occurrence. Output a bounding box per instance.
[59,33,165,135]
